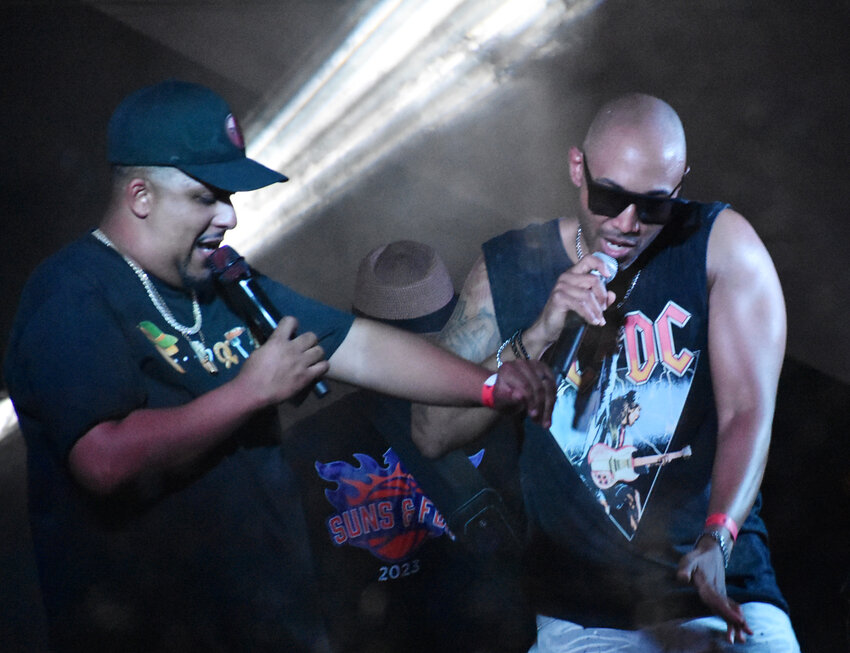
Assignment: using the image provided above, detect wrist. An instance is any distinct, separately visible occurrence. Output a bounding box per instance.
[497,329,534,367]
[521,321,554,360]
[697,530,732,568]
[480,373,498,408]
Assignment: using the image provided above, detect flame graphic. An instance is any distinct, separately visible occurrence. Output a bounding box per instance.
[315,448,482,562]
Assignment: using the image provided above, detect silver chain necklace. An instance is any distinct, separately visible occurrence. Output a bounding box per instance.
[92,228,218,373]
[575,225,641,310]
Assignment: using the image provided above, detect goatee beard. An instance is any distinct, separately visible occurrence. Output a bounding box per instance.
[179,264,216,302]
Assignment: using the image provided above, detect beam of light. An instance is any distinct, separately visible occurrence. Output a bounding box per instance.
[1,0,600,443]
[228,0,601,258]
[0,396,18,444]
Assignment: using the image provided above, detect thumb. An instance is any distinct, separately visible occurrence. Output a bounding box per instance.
[271,315,298,341]
[676,555,697,584]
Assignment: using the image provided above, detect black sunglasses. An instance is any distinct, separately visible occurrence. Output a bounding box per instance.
[582,153,691,225]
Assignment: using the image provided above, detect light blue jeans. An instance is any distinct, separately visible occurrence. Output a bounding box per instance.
[530,602,800,652]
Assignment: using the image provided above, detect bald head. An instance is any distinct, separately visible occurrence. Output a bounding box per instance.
[583,94,687,179]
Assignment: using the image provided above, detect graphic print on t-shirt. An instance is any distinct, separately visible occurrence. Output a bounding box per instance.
[137,320,257,375]
[316,448,484,563]
[548,301,698,539]
[138,320,187,373]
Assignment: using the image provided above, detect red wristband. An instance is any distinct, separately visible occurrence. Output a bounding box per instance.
[481,373,498,408]
[705,513,739,541]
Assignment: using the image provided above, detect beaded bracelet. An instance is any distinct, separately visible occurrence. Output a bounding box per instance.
[514,329,530,360]
[510,334,522,361]
[496,336,511,368]
[498,329,531,367]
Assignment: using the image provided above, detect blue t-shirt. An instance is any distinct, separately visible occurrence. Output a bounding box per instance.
[4,232,354,652]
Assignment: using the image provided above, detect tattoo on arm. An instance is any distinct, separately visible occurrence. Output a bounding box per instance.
[412,256,501,445]
[437,256,500,363]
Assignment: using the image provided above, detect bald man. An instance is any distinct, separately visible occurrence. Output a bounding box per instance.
[412,94,799,651]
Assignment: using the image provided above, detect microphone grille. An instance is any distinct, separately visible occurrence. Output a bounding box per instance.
[591,251,618,284]
[207,245,250,282]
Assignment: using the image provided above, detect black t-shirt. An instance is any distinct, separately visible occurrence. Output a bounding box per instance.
[4,232,354,652]
[285,390,535,652]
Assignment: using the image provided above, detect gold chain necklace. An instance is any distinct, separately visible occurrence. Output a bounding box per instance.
[92,229,218,373]
[575,226,641,310]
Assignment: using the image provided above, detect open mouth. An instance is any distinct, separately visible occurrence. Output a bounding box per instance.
[601,238,637,258]
[195,236,224,254]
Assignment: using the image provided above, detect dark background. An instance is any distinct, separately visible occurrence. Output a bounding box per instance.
[1,1,848,651]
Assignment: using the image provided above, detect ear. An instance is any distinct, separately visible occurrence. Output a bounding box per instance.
[125,177,151,219]
[568,146,584,188]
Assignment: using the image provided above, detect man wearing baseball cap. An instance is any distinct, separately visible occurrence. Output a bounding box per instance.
[3,80,554,652]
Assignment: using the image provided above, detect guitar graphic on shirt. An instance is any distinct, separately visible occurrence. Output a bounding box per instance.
[588,443,692,489]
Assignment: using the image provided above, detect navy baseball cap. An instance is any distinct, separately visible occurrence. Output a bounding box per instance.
[107,79,287,192]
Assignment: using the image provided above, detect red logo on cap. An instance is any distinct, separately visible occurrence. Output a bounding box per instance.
[225,114,244,149]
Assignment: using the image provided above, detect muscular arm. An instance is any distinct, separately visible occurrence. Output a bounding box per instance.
[707,209,785,532]
[677,208,786,641]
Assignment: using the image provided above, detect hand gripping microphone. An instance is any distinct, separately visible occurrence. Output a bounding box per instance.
[207,245,329,400]
[545,252,618,386]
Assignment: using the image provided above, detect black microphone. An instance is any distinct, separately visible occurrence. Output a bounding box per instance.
[207,245,329,400]
[545,252,618,386]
